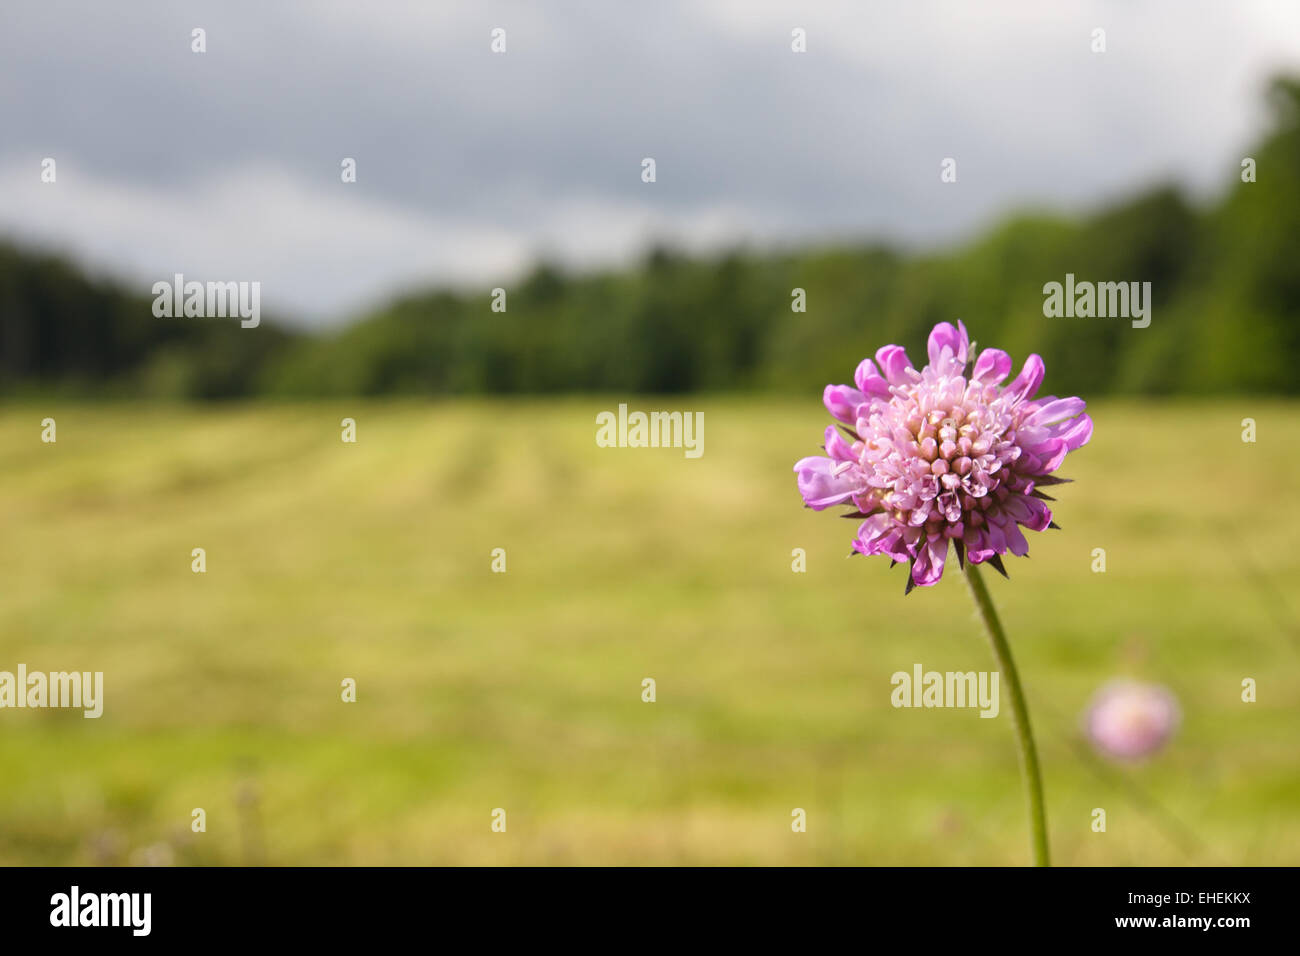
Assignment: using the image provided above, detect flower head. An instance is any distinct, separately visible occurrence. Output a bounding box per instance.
[794,320,1092,590]
[1083,680,1180,760]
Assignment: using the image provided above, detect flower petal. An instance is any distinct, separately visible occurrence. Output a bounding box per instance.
[1004,493,1052,531]
[854,358,893,399]
[1004,520,1030,556]
[875,345,914,386]
[853,513,895,555]
[1004,354,1045,404]
[1026,397,1087,427]
[911,534,949,586]
[823,424,855,462]
[971,347,1012,386]
[1051,412,1093,451]
[823,384,865,424]
[927,321,970,367]
[793,455,860,510]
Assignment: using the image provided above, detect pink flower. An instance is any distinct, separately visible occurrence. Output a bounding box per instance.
[794,321,1092,590]
[1084,680,1180,760]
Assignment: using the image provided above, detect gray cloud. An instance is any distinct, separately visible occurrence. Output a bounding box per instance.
[1,0,1297,324]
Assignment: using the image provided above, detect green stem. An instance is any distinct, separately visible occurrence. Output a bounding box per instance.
[963,562,1050,866]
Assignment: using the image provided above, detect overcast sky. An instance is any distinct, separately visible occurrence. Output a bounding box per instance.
[2,0,1298,326]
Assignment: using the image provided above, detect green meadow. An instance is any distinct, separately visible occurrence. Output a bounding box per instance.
[0,399,1295,865]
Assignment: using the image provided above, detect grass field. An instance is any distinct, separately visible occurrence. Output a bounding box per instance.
[0,398,1296,865]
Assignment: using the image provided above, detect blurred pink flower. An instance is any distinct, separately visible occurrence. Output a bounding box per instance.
[793,320,1091,590]
[1084,680,1181,760]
